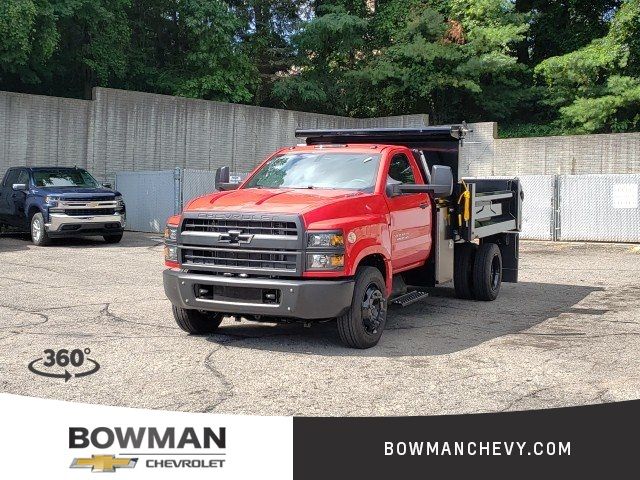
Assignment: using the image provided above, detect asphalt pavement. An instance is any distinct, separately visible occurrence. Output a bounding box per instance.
[1,232,639,416]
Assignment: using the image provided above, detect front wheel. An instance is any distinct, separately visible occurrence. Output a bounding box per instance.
[337,266,388,349]
[30,212,51,246]
[173,306,223,334]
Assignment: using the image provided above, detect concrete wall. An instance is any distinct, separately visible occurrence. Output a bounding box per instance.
[461,122,640,177]
[3,88,640,183]
[0,91,90,172]
[0,88,426,183]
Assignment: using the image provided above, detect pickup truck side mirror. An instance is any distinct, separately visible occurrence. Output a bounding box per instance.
[102,182,112,189]
[12,183,27,191]
[392,165,454,199]
[215,166,238,191]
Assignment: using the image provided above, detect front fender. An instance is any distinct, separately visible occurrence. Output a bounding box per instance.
[346,223,393,295]
[24,195,46,222]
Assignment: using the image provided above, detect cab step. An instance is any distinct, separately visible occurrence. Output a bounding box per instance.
[390,290,429,307]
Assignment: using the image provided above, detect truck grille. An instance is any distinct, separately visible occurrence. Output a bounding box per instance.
[65,208,116,216]
[183,218,297,236]
[182,248,298,272]
[63,196,115,202]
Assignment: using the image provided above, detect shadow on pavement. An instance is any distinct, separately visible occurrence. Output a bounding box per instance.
[204,282,604,358]
[0,230,162,250]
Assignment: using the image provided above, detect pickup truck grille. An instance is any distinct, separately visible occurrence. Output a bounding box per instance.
[63,196,115,202]
[65,208,116,216]
[182,248,298,272]
[183,218,297,236]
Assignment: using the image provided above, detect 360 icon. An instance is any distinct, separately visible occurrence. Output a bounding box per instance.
[28,348,100,382]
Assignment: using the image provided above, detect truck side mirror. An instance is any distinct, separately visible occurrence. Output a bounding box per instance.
[12,183,27,191]
[430,165,453,197]
[385,182,402,197]
[215,166,238,191]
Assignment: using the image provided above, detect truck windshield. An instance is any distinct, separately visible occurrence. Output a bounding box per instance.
[33,169,99,188]
[245,152,381,190]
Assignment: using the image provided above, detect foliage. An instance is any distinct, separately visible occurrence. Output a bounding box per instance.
[0,0,637,136]
[536,0,640,133]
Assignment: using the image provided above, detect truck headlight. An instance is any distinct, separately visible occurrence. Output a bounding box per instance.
[307,253,344,270]
[307,231,344,248]
[44,195,61,206]
[164,225,178,242]
[115,195,125,210]
[164,244,178,262]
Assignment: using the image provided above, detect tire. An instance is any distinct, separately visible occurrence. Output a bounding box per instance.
[454,243,477,299]
[173,305,223,334]
[30,212,51,246]
[472,243,502,301]
[337,266,388,349]
[104,233,124,244]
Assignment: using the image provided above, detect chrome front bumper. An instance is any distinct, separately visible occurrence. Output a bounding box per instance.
[46,212,126,233]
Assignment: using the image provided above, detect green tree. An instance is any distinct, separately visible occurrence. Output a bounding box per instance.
[272,5,369,114]
[229,1,302,105]
[536,0,640,133]
[0,0,59,85]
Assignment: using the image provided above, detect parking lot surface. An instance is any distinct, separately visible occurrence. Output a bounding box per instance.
[1,232,639,416]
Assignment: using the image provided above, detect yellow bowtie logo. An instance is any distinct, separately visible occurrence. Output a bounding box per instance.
[70,455,137,472]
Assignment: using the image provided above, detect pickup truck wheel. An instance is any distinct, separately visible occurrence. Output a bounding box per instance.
[337,266,387,349]
[30,212,51,246]
[454,243,477,299]
[472,243,502,301]
[172,306,223,334]
[103,233,123,244]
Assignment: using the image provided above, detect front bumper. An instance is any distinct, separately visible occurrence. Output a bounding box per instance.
[46,212,125,236]
[163,269,354,320]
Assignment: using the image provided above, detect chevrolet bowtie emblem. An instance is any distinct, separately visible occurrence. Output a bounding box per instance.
[70,455,137,472]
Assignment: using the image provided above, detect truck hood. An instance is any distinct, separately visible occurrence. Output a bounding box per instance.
[34,187,119,197]
[186,188,365,214]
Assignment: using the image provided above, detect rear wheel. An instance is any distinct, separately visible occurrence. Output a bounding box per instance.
[173,306,223,334]
[472,243,502,301]
[454,243,477,299]
[337,266,388,349]
[30,212,51,246]
[104,233,123,244]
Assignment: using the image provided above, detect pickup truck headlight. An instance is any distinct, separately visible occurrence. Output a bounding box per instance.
[44,195,61,206]
[307,253,344,270]
[164,226,178,242]
[307,231,344,248]
[115,195,125,210]
[164,244,178,262]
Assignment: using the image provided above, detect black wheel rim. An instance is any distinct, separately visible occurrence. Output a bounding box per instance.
[361,283,385,334]
[490,255,501,290]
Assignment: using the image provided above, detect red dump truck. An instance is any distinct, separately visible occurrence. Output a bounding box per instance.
[163,126,523,348]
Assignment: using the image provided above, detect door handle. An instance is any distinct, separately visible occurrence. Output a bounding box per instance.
[419,202,428,209]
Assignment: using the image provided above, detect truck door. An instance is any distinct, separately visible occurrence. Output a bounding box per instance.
[11,169,30,228]
[0,169,19,226]
[384,152,432,271]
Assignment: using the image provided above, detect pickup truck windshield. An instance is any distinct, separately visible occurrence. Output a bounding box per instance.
[245,152,381,190]
[33,169,99,188]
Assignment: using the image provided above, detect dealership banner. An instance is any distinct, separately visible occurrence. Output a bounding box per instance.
[0,393,292,479]
[1,394,638,479]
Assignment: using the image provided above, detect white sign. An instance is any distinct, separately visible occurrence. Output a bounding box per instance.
[612,183,638,209]
[0,393,292,479]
